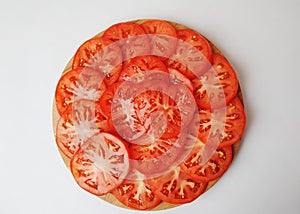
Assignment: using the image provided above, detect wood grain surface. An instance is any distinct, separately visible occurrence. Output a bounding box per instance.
[52,19,245,211]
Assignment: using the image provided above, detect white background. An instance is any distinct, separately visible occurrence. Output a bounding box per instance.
[0,0,299,213]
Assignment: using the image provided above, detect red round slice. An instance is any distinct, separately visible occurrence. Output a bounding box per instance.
[166,29,212,79]
[112,169,161,210]
[141,20,177,57]
[71,132,129,196]
[72,37,122,85]
[102,22,150,61]
[150,166,207,204]
[168,68,193,91]
[195,96,246,148]
[56,99,109,158]
[99,81,124,118]
[168,83,196,127]
[180,134,233,182]
[192,53,238,109]
[55,68,106,116]
[119,55,168,81]
[177,29,212,63]
[130,133,185,175]
[111,89,181,143]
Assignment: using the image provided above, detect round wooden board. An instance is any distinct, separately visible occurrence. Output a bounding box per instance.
[52,19,245,211]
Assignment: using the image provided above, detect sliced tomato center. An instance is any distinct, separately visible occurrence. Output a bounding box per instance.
[141,20,177,57]
[56,100,108,158]
[103,22,150,61]
[119,55,168,81]
[151,166,207,204]
[192,53,238,109]
[71,133,129,196]
[165,29,212,79]
[111,89,181,143]
[72,37,123,85]
[194,97,246,147]
[55,68,106,115]
[180,133,233,182]
[112,169,161,210]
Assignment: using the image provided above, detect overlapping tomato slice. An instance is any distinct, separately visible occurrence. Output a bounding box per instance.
[130,132,185,175]
[141,20,177,57]
[165,29,213,79]
[98,81,123,119]
[119,55,168,81]
[168,68,193,91]
[180,134,233,182]
[192,53,238,109]
[56,99,109,158]
[149,166,207,204]
[110,78,195,143]
[189,97,246,148]
[55,68,106,116]
[102,22,150,61]
[72,37,123,85]
[71,133,130,196]
[112,169,161,210]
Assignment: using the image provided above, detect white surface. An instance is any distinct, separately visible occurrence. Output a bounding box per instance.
[0,0,299,213]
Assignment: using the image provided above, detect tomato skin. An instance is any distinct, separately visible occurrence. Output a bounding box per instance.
[149,166,207,204]
[192,53,239,109]
[119,55,168,81]
[56,99,108,158]
[55,68,106,116]
[71,133,130,196]
[112,170,161,210]
[180,133,233,182]
[103,22,150,61]
[192,96,246,148]
[141,20,177,57]
[165,29,213,79]
[72,37,123,85]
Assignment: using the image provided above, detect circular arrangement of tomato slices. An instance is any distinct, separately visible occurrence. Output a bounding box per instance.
[54,19,246,210]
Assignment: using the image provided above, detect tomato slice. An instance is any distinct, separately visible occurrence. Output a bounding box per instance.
[111,89,181,143]
[112,169,161,210]
[129,132,185,175]
[150,166,207,204]
[168,83,196,127]
[165,29,212,79]
[104,80,142,138]
[56,99,109,158]
[192,53,238,109]
[71,132,129,196]
[55,68,106,116]
[99,81,124,118]
[168,68,193,91]
[193,96,246,148]
[141,20,177,57]
[72,37,123,85]
[118,55,168,81]
[111,72,196,143]
[102,22,150,61]
[177,29,212,62]
[180,133,233,182]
